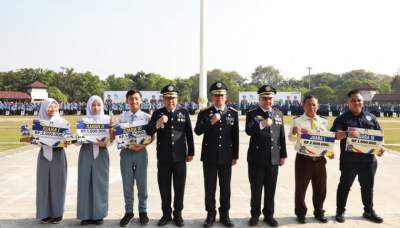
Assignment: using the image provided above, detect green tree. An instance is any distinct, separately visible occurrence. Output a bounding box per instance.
[251,65,283,87]
[105,75,134,90]
[48,86,68,102]
[391,75,400,92]
[306,86,335,103]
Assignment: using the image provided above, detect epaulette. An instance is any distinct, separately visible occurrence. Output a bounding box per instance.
[320,116,327,119]
[229,107,238,112]
[247,108,257,113]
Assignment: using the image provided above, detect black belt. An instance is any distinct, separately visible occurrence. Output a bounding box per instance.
[297,153,324,161]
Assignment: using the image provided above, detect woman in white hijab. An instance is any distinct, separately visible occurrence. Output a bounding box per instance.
[77,95,111,226]
[36,98,69,224]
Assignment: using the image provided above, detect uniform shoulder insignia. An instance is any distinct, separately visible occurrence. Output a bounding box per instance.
[229,107,238,112]
[293,115,301,119]
[320,116,327,119]
[247,108,257,113]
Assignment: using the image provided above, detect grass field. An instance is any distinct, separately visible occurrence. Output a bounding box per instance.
[1,115,399,152]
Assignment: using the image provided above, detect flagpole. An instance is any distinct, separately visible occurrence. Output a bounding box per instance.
[198,0,208,109]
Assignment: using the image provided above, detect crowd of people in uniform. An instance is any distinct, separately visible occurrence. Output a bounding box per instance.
[20,82,386,227]
[2,99,400,118]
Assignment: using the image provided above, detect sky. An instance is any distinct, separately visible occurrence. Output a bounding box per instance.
[1,0,400,80]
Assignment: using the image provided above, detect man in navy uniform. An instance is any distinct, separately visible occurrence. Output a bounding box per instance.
[194,81,239,227]
[146,84,195,227]
[331,89,384,224]
[246,85,287,227]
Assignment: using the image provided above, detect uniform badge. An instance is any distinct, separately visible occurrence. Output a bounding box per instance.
[216,82,222,88]
[226,115,234,126]
[274,115,282,125]
[168,85,173,91]
[366,115,372,121]
[177,112,186,122]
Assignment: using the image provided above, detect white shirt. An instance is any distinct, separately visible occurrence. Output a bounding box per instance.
[119,110,150,125]
[288,113,329,153]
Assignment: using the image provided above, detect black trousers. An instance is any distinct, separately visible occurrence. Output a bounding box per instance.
[157,161,187,216]
[203,163,232,215]
[248,163,278,218]
[337,162,377,213]
[294,154,327,217]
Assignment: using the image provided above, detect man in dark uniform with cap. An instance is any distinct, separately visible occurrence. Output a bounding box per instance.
[245,85,287,227]
[194,81,239,227]
[331,89,385,224]
[146,84,195,227]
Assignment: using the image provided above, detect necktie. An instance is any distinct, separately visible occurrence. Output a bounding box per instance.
[311,118,318,130]
[130,114,136,123]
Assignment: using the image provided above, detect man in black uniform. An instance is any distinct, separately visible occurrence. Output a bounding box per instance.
[194,81,239,227]
[331,89,385,224]
[146,84,195,227]
[245,85,287,227]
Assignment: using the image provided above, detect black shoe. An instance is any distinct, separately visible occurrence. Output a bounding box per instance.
[157,215,172,226]
[40,217,51,224]
[264,217,278,227]
[139,212,149,225]
[248,216,259,226]
[314,214,328,223]
[203,213,216,227]
[93,219,104,225]
[220,214,234,227]
[80,220,91,226]
[335,211,345,223]
[120,213,134,227]
[296,216,306,224]
[51,217,63,224]
[173,214,184,227]
[363,211,383,224]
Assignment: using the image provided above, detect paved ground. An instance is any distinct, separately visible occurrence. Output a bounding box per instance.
[0,119,399,228]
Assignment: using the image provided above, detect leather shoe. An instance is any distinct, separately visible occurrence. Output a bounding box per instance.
[363,211,383,223]
[220,214,234,227]
[248,216,259,226]
[264,217,278,227]
[93,219,103,225]
[157,215,172,226]
[315,214,328,223]
[203,213,216,227]
[335,211,345,223]
[296,216,306,224]
[173,214,184,227]
[139,212,149,225]
[120,213,134,227]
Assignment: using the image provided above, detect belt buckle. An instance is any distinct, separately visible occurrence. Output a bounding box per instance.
[312,156,319,161]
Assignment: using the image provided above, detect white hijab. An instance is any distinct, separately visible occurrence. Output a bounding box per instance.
[39,98,61,121]
[38,98,61,161]
[85,95,109,159]
[86,95,105,119]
